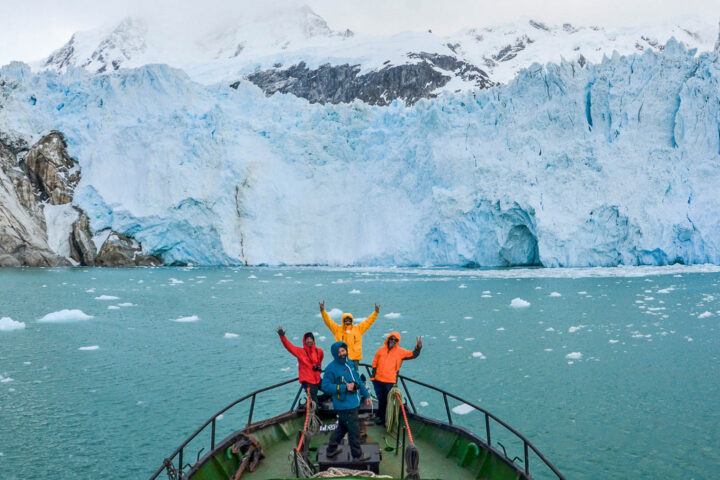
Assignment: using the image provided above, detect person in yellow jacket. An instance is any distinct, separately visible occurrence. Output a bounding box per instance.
[319,301,379,361]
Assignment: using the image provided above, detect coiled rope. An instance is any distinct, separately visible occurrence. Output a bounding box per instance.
[290,387,315,478]
[394,391,420,480]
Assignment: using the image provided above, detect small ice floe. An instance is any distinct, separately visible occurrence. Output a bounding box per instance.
[171,315,199,323]
[326,308,343,319]
[384,312,401,319]
[535,286,542,290]
[274,273,284,277]
[224,333,239,338]
[78,346,99,351]
[657,287,675,294]
[510,298,530,308]
[482,290,491,294]
[458,284,468,289]
[117,303,134,307]
[698,311,712,319]
[419,401,429,407]
[0,317,26,331]
[565,352,582,360]
[349,289,361,294]
[568,325,585,333]
[496,327,505,331]
[95,295,119,301]
[23,361,31,365]
[472,352,486,359]
[464,316,472,319]
[0,375,14,383]
[544,348,553,352]
[685,336,694,342]
[218,279,233,284]
[216,414,224,420]
[38,310,93,323]
[280,367,291,371]
[549,292,562,297]
[465,337,474,341]
[577,291,587,295]
[169,278,183,285]
[107,306,120,310]
[86,288,95,293]
[248,275,257,279]
[609,339,619,344]
[481,294,492,298]
[452,403,475,415]
[545,327,555,332]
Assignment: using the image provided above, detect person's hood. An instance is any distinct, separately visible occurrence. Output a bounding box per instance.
[384,331,402,348]
[341,313,354,325]
[303,332,317,353]
[331,341,348,363]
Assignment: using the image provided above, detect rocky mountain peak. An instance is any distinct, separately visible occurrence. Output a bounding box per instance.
[22,131,80,205]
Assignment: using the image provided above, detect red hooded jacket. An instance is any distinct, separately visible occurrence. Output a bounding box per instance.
[280,334,324,385]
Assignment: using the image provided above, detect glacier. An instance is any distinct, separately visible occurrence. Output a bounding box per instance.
[1,39,720,267]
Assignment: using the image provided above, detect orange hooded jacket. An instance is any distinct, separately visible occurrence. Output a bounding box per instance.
[371,331,419,384]
[321,309,377,361]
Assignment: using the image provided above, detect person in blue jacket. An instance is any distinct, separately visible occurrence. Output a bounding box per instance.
[321,341,372,461]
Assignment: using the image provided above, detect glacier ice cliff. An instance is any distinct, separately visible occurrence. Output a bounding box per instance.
[1,39,719,267]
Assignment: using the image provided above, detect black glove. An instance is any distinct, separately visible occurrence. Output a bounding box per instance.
[312,365,322,372]
[276,328,285,336]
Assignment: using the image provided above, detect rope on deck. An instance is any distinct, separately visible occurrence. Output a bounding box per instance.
[311,467,393,478]
[291,387,316,478]
[395,391,420,480]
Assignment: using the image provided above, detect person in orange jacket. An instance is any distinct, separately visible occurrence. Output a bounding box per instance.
[319,301,379,361]
[371,331,422,425]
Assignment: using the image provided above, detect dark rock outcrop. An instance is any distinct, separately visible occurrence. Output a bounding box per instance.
[0,130,158,267]
[95,232,161,267]
[69,211,96,266]
[22,132,80,205]
[241,53,493,106]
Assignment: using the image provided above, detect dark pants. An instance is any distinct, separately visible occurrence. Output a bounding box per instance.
[372,380,395,422]
[302,382,320,405]
[328,408,362,458]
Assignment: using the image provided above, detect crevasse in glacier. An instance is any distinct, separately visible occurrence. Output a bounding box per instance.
[0,39,719,267]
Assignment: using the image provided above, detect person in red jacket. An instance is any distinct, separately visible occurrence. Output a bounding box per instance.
[277,326,324,404]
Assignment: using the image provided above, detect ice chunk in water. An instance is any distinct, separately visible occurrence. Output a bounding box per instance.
[472,352,486,359]
[0,317,25,331]
[349,289,361,294]
[171,315,199,323]
[78,346,99,351]
[38,310,93,323]
[698,311,712,319]
[549,292,562,297]
[565,352,583,360]
[384,312,401,318]
[224,333,239,338]
[452,403,475,415]
[95,295,119,300]
[510,298,530,308]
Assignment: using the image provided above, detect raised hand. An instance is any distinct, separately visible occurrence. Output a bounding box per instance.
[415,336,423,349]
[374,303,380,313]
[319,301,325,312]
[276,326,285,336]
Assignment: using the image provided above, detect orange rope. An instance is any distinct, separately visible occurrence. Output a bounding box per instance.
[295,387,311,452]
[395,391,415,446]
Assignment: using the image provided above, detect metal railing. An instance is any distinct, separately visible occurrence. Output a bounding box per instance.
[150,371,565,480]
[148,377,301,480]
[358,363,566,480]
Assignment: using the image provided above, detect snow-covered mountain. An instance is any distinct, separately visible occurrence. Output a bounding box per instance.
[38,9,719,105]
[0,11,719,267]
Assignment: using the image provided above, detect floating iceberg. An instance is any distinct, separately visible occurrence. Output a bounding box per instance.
[38,310,93,323]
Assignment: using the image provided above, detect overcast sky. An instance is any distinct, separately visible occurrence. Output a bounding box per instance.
[1,0,719,66]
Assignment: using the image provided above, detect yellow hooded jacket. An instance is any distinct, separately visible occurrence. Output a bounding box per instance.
[321,309,378,361]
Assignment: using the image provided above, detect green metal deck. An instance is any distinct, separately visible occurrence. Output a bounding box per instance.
[190,415,523,480]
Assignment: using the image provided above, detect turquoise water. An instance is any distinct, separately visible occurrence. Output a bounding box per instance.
[0,267,719,479]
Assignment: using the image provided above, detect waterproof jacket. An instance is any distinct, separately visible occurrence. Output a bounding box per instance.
[280,334,324,385]
[321,341,370,411]
[371,331,421,384]
[321,309,378,361]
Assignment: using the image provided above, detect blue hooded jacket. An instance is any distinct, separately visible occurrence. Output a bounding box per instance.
[321,341,370,411]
